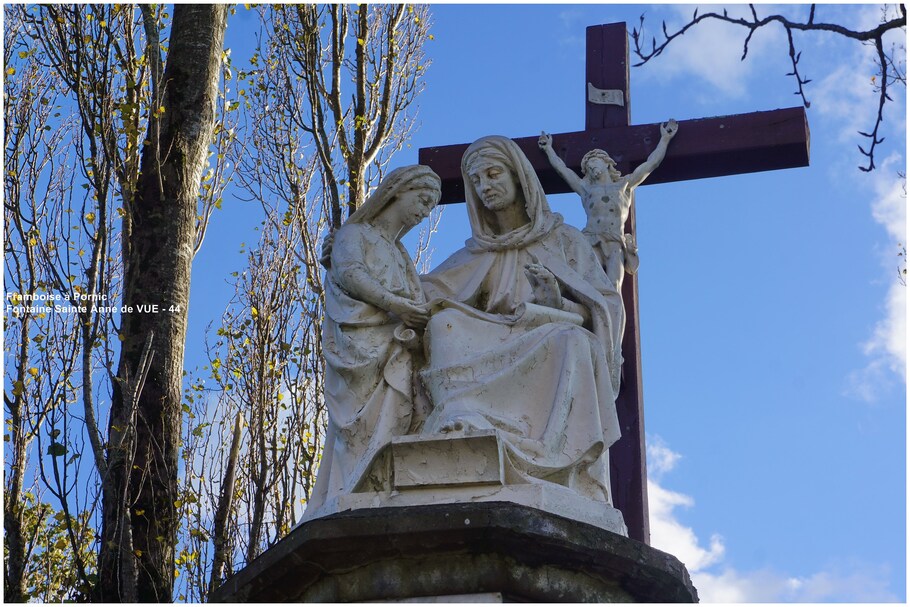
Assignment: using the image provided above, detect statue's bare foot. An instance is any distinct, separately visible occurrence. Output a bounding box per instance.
[438,419,465,433]
[437,413,486,434]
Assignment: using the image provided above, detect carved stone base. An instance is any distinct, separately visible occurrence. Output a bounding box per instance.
[390,431,505,489]
[301,431,628,536]
[339,481,628,536]
[209,502,698,603]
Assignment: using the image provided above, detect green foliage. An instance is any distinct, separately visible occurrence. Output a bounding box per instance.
[3,494,98,602]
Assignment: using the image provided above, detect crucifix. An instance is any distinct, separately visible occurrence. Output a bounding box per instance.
[419,22,809,544]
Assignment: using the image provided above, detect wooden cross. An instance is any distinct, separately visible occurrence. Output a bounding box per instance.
[419,22,809,544]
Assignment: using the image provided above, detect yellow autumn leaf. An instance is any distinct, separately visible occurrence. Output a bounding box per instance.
[27,367,38,377]
[134,549,143,557]
[250,306,258,318]
[85,212,96,223]
[6,67,15,76]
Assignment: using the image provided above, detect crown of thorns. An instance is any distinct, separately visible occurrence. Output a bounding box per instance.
[580,149,616,175]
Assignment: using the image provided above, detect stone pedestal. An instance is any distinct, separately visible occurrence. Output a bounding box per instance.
[300,431,628,536]
[210,502,698,603]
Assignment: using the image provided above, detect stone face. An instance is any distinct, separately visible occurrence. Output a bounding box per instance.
[210,502,698,603]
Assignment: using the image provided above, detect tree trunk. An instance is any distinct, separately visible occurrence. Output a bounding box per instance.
[99,5,227,602]
[208,412,243,596]
[4,410,29,603]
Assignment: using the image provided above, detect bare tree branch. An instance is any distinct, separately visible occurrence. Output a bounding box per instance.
[631,4,906,171]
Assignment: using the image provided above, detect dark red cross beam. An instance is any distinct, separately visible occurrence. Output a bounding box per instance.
[419,22,809,545]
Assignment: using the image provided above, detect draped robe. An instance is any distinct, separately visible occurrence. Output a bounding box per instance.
[307,221,424,514]
[419,136,625,503]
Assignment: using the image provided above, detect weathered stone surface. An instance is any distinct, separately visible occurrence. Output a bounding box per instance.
[309,165,440,518]
[391,431,504,489]
[323,431,628,536]
[211,502,698,603]
[366,593,505,603]
[539,120,677,295]
[309,137,628,536]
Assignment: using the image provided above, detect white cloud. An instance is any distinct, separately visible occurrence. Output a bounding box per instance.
[693,563,899,603]
[635,5,786,99]
[635,4,905,143]
[646,436,725,576]
[813,54,902,147]
[555,9,587,58]
[805,10,907,406]
[864,278,906,375]
[869,154,908,245]
[845,356,895,403]
[810,8,906,151]
[646,434,682,478]
[692,568,797,603]
[646,436,899,602]
[863,159,907,381]
[649,480,725,573]
[845,156,907,401]
[809,17,906,401]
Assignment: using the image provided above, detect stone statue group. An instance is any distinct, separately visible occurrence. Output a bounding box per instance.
[306,124,677,525]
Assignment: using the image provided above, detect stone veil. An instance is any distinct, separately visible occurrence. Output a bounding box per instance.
[419,135,625,503]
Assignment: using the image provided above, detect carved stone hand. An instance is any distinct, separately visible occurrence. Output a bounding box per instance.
[524,262,562,310]
[538,131,553,150]
[388,296,430,329]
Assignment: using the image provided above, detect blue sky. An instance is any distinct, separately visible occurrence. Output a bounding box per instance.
[188,4,906,602]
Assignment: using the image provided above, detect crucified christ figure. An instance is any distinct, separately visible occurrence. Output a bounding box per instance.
[539,119,678,292]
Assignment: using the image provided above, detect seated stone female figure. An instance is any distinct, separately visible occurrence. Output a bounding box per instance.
[420,136,624,504]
